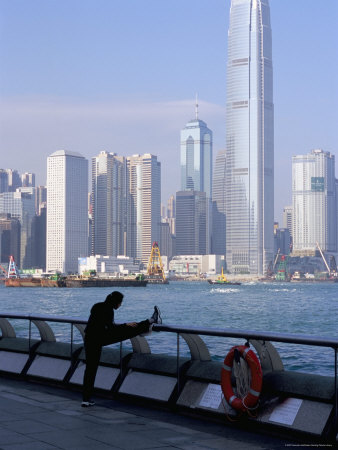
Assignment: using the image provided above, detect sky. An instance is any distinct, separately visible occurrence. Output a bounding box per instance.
[0,0,337,223]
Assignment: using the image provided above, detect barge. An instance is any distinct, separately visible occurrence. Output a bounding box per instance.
[65,277,148,287]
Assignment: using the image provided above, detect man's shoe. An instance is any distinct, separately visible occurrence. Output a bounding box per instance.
[81,400,95,407]
[151,305,162,324]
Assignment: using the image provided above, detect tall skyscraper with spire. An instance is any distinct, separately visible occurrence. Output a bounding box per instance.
[180,99,213,199]
[225,0,274,275]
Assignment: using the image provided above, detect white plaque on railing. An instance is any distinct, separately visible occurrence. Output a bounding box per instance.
[269,398,302,425]
[199,384,223,409]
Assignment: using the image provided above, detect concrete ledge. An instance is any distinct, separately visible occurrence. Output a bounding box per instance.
[77,346,131,365]
[36,341,82,358]
[0,337,39,352]
[186,360,222,383]
[128,353,190,375]
[262,370,336,402]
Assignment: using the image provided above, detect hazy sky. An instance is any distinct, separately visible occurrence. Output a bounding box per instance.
[1,0,337,222]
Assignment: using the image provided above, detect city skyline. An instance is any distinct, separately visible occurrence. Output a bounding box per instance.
[0,0,337,224]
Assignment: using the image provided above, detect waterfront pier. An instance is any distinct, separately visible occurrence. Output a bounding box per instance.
[0,313,337,447]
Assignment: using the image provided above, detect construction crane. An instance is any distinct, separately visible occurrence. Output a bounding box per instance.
[7,256,20,278]
[316,242,331,275]
[146,242,167,283]
[273,248,281,272]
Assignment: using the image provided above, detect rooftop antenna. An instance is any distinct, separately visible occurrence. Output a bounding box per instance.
[195,93,199,120]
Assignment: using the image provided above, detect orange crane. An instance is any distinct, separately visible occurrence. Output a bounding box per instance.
[146,242,167,283]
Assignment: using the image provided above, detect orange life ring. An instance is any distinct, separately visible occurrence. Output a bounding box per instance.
[221,345,262,412]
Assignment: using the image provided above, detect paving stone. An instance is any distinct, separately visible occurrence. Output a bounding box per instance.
[1,419,56,435]
[0,428,34,446]
[0,441,58,449]
[29,430,114,450]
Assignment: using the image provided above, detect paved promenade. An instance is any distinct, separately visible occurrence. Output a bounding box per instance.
[0,377,300,449]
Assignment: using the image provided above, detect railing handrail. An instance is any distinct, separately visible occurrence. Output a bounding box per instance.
[1,312,338,349]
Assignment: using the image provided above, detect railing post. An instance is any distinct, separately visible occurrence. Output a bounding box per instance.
[335,347,337,435]
[29,319,32,356]
[120,341,123,379]
[70,323,74,361]
[176,333,180,394]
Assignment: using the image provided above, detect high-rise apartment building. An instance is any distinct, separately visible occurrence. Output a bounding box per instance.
[31,204,46,270]
[211,150,226,256]
[46,150,88,273]
[180,104,213,199]
[292,149,336,254]
[176,190,207,255]
[35,186,47,215]
[21,172,35,187]
[0,170,8,193]
[283,206,293,236]
[0,213,20,266]
[0,189,35,268]
[225,0,274,275]
[6,169,22,192]
[166,195,176,236]
[126,154,161,265]
[91,151,127,257]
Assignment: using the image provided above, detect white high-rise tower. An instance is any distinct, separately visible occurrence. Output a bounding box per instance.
[225,0,274,275]
[292,149,336,254]
[46,150,88,273]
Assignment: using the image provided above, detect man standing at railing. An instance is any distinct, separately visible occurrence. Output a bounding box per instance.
[82,291,162,407]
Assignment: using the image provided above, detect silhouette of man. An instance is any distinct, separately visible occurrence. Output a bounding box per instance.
[82,291,161,406]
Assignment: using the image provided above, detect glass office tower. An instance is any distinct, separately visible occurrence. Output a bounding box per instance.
[225,0,274,275]
[180,106,212,199]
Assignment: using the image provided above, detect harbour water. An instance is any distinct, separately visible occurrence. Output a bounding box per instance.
[1,281,337,377]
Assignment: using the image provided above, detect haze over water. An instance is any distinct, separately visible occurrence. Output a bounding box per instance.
[1,282,337,376]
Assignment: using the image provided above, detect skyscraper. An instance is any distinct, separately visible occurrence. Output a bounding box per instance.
[21,172,35,188]
[126,154,161,265]
[180,102,213,199]
[282,206,293,237]
[0,189,35,268]
[292,149,336,254]
[35,186,47,215]
[91,151,127,257]
[176,190,207,255]
[0,213,20,266]
[6,169,22,192]
[211,150,226,255]
[225,0,274,275]
[0,170,8,193]
[46,150,88,274]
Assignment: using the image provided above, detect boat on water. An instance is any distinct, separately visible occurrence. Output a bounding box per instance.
[64,276,148,287]
[5,277,42,287]
[207,268,241,286]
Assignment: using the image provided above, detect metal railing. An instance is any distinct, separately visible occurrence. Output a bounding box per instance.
[0,312,337,431]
